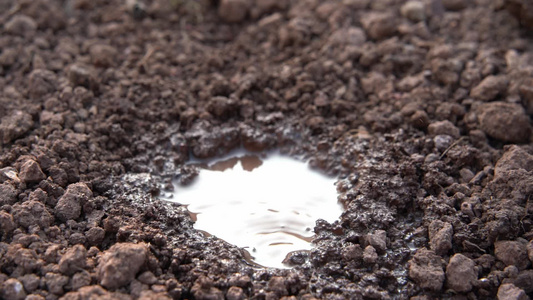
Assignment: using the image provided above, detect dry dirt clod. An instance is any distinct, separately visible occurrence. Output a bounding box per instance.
[494,240,530,270]
[446,253,477,293]
[1,278,26,300]
[55,183,93,222]
[59,245,87,275]
[497,283,529,300]
[97,243,148,290]
[408,248,445,291]
[478,102,531,143]
[19,160,46,184]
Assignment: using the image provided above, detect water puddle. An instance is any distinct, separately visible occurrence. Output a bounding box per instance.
[162,151,343,268]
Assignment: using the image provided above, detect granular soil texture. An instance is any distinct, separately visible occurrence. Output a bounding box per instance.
[0,0,532,299]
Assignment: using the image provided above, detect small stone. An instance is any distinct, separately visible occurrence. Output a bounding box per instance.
[408,248,445,291]
[218,0,249,23]
[363,245,378,264]
[19,160,46,183]
[98,243,148,289]
[470,75,509,101]
[226,286,245,300]
[497,283,528,300]
[428,120,460,138]
[1,278,26,300]
[428,220,453,256]
[401,1,426,22]
[494,241,530,270]
[0,111,34,144]
[59,245,87,275]
[361,12,397,40]
[55,182,93,222]
[478,102,531,143]
[446,253,477,293]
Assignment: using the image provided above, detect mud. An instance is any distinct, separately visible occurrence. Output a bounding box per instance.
[0,0,532,299]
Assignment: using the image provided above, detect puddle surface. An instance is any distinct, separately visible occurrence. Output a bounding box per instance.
[164,152,343,268]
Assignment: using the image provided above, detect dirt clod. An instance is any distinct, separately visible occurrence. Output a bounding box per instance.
[445,254,477,293]
[55,183,92,222]
[97,243,148,290]
[478,102,531,143]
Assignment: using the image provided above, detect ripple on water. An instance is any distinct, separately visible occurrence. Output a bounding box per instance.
[164,152,343,268]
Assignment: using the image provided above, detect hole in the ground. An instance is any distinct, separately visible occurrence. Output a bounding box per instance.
[162,150,343,268]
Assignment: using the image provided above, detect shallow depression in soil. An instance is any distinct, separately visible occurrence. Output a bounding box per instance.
[164,152,343,268]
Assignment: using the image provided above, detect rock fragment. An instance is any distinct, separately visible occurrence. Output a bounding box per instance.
[55,183,92,222]
[97,243,148,289]
[446,254,477,293]
[478,102,531,143]
[470,75,509,101]
[408,248,445,291]
[494,241,530,270]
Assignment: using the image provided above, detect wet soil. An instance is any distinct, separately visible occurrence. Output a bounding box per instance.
[0,0,532,299]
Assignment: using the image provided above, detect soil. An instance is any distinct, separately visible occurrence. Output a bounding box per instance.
[0,0,532,299]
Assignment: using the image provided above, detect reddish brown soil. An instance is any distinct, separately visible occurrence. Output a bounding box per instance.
[1,0,533,299]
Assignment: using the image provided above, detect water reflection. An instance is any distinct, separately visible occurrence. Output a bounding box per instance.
[165,152,343,268]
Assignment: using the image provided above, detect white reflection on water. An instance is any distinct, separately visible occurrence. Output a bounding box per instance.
[165,152,342,268]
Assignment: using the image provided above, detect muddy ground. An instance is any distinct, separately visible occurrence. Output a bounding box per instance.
[0,0,533,299]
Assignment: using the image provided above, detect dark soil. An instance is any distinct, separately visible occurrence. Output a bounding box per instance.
[1,0,533,299]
